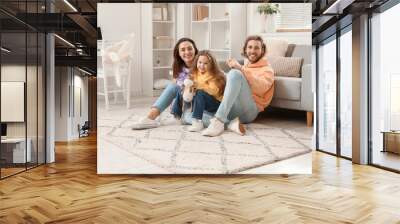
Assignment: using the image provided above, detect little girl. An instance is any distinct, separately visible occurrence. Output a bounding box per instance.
[186,50,226,132]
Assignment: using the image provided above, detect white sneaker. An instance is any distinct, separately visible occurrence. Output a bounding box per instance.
[161,116,183,126]
[188,119,204,132]
[201,118,224,137]
[131,117,160,130]
[227,117,246,136]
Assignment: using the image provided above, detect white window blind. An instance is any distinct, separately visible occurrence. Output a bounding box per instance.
[276,3,312,30]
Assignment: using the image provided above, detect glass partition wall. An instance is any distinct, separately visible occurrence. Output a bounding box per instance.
[0,3,46,179]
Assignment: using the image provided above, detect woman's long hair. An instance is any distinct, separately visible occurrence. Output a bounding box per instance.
[172,38,198,79]
[191,50,226,96]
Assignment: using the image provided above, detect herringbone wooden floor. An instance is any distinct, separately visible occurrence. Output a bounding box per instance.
[1,135,400,224]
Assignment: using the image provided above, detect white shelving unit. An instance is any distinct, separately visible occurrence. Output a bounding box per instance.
[190,3,246,61]
[152,3,176,96]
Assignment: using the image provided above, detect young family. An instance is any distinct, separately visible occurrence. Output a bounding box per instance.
[131,35,275,137]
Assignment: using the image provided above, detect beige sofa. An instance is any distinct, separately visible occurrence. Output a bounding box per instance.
[270,44,313,126]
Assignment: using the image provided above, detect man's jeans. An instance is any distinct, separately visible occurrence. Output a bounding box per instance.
[215,69,259,123]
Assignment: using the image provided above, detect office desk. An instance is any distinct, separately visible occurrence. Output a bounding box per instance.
[1,138,32,163]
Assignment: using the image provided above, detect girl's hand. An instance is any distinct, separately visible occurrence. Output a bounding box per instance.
[226,58,242,70]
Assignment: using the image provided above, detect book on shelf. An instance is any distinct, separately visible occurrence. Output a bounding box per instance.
[193,5,209,21]
[153,5,169,21]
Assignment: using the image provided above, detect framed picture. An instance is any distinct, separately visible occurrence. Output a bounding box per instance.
[153,7,162,21]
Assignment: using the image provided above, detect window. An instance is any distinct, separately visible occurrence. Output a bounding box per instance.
[317,36,337,154]
[339,27,352,158]
[276,3,312,30]
[370,3,400,171]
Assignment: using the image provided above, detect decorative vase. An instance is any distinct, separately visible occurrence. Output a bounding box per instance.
[265,14,277,33]
[259,14,267,33]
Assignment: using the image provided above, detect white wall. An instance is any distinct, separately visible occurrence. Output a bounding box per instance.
[72,74,89,138]
[55,67,89,141]
[98,3,143,96]
[55,67,70,141]
[98,4,141,42]
[1,65,31,138]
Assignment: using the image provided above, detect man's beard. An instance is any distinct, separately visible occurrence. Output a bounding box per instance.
[247,52,263,63]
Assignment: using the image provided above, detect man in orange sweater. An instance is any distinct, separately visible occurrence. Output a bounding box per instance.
[201,35,274,137]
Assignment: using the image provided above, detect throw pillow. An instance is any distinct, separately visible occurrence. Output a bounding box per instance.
[267,56,303,78]
[264,38,289,57]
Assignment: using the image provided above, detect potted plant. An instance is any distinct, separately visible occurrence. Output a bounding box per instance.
[257,3,280,33]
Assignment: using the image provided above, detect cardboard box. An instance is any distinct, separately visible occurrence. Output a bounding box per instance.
[197,5,209,21]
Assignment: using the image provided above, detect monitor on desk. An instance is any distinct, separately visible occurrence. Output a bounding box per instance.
[1,123,7,138]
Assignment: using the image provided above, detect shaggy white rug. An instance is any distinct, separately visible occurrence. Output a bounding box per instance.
[98,104,312,174]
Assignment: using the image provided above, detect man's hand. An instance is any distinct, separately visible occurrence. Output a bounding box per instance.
[226,58,242,70]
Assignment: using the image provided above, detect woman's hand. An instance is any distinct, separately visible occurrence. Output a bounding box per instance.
[226,58,242,70]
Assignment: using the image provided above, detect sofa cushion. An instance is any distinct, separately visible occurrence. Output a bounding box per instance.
[268,56,303,78]
[285,44,296,57]
[273,76,301,101]
[291,45,311,64]
[264,38,288,57]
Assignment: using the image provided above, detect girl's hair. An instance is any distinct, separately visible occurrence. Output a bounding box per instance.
[241,35,267,59]
[172,38,198,79]
[191,50,226,96]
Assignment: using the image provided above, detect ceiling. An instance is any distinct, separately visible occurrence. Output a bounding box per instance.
[311,0,390,43]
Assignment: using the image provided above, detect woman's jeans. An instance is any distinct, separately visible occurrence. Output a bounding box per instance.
[182,69,259,127]
[152,83,180,113]
[192,90,220,120]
